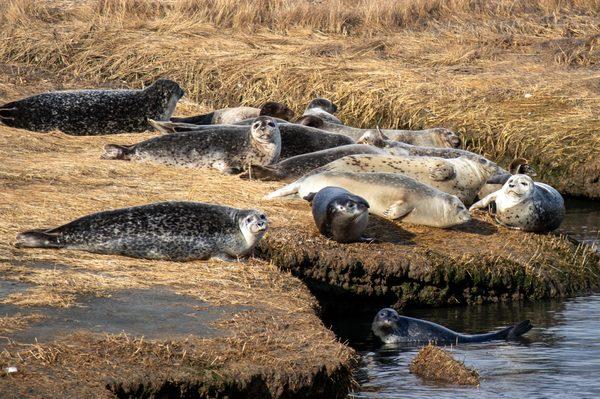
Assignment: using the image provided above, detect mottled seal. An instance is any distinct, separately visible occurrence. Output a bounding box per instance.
[372,308,532,344]
[310,154,497,205]
[239,144,386,181]
[306,186,371,243]
[265,171,471,228]
[171,101,294,125]
[478,158,537,199]
[102,116,280,174]
[297,115,461,148]
[302,98,342,125]
[470,174,565,232]
[0,79,184,135]
[15,201,268,262]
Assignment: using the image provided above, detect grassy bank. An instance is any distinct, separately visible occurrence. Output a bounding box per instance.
[0,0,598,197]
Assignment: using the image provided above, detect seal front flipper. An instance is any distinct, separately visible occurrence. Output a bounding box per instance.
[214,253,240,262]
[15,229,62,248]
[429,161,455,181]
[101,144,135,160]
[383,200,413,219]
[239,165,283,181]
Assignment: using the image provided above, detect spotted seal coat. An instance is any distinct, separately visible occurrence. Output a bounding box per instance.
[469,174,565,232]
[15,201,268,262]
[302,98,342,125]
[102,116,280,174]
[171,102,294,125]
[0,79,184,135]
[372,308,532,344]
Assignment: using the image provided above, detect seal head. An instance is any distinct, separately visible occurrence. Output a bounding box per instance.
[237,210,269,254]
[259,102,295,121]
[306,98,337,114]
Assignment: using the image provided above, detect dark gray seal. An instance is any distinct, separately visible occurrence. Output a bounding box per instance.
[0,79,184,135]
[306,186,370,243]
[239,144,385,181]
[171,101,294,125]
[372,308,532,344]
[102,116,281,174]
[15,201,268,262]
[302,98,342,125]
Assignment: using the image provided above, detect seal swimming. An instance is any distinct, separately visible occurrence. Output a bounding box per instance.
[302,98,342,125]
[372,308,532,344]
[265,171,471,228]
[171,101,294,125]
[15,201,268,262]
[470,174,565,232]
[306,186,371,243]
[0,79,184,135]
[102,116,281,174]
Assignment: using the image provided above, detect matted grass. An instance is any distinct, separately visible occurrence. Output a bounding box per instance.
[410,344,480,386]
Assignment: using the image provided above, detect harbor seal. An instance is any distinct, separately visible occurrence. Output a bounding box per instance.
[297,115,461,148]
[309,154,497,205]
[15,201,268,262]
[372,308,532,344]
[0,79,184,135]
[478,158,537,199]
[171,101,294,125]
[307,187,371,243]
[469,174,565,232]
[102,116,281,174]
[302,98,343,125]
[265,171,471,228]
[239,144,386,181]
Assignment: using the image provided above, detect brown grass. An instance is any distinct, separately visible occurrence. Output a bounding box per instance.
[0,0,598,197]
[410,344,480,386]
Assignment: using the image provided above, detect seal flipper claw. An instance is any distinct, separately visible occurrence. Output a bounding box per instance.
[383,200,412,219]
[0,106,17,122]
[15,229,62,249]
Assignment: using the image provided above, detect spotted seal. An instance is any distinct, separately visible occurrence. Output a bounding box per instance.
[171,101,294,125]
[102,116,280,174]
[15,201,268,262]
[469,174,565,232]
[265,171,471,228]
[372,308,532,344]
[302,98,342,125]
[478,158,537,199]
[0,79,184,135]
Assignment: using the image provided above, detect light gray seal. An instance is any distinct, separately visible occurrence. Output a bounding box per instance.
[306,186,371,243]
[265,171,471,228]
[302,98,342,125]
[170,101,294,125]
[470,174,565,232]
[372,308,532,344]
[0,79,184,135]
[478,158,537,199]
[102,116,281,174]
[15,201,268,262]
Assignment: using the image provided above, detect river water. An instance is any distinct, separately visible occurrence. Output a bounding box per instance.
[333,198,600,399]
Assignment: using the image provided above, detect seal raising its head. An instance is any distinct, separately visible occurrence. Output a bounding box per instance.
[302,98,342,125]
[15,202,268,262]
[470,174,565,232]
[372,308,532,344]
[0,79,184,135]
[102,116,281,174]
[171,101,294,125]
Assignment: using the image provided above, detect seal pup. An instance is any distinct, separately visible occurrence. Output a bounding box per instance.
[265,171,471,228]
[15,202,268,262]
[310,154,497,205]
[239,144,386,181]
[469,174,565,232]
[302,98,343,125]
[306,187,371,243]
[372,308,532,344]
[0,79,184,135]
[102,116,280,174]
[297,115,461,148]
[171,101,294,125]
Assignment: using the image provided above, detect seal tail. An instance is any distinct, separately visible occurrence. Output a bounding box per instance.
[101,144,135,160]
[15,229,62,249]
[264,181,301,200]
[239,165,283,181]
[171,112,214,125]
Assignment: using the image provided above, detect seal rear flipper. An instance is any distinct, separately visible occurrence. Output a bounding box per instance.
[0,105,18,124]
[264,181,301,200]
[498,320,533,340]
[15,229,62,249]
[148,119,199,134]
[170,112,214,125]
[240,165,282,181]
[101,144,134,160]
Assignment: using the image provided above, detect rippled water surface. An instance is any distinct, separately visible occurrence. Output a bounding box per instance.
[336,198,600,398]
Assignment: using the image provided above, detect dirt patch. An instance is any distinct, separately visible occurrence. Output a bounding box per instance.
[410,344,480,386]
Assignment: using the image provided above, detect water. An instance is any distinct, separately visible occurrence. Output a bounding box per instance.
[335,198,600,398]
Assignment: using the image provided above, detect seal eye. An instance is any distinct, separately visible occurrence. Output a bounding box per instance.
[253,122,260,129]
[520,182,528,187]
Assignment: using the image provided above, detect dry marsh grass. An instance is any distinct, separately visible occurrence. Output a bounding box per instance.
[410,344,480,386]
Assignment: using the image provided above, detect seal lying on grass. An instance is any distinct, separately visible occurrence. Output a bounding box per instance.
[373,308,532,344]
[0,79,184,135]
[171,101,294,125]
[15,202,268,262]
[102,116,281,174]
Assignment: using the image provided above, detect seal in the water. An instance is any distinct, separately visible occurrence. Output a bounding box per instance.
[469,174,565,232]
[310,154,498,205]
[302,98,342,125]
[102,116,281,174]
[372,308,532,344]
[297,115,461,148]
[305,186,371,243]
[239,144,386,181]
[265,171,471,228]
[15,201,268,262]
[0,79,184,135]
[171,101,294,125]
